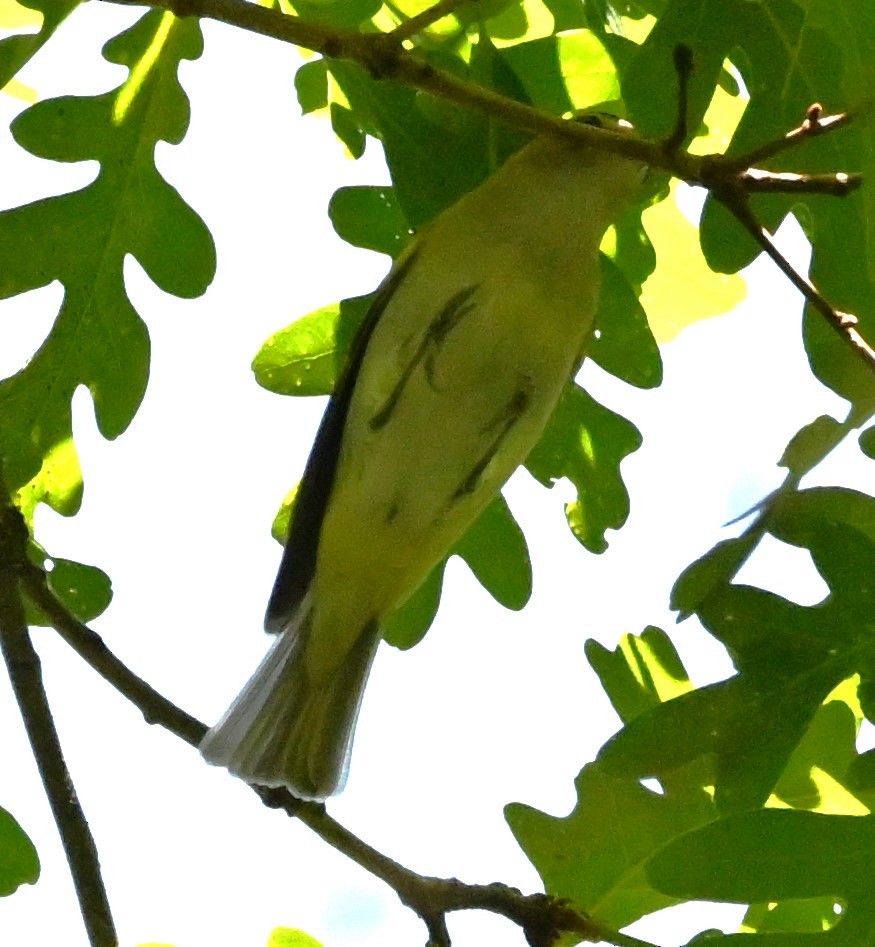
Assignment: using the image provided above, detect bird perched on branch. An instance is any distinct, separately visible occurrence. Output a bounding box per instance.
[200,113,646,800]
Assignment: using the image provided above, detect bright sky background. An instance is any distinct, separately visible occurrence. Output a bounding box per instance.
[0,5,870,947]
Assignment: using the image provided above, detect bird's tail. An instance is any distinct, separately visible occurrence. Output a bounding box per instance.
[200,607,380,800]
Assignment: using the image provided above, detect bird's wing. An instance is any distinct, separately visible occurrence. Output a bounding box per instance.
[263,250,420,633]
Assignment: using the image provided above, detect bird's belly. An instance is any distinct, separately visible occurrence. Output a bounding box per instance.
[313,271,594,624]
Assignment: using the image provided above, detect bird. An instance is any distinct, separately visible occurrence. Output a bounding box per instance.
[200,113,647,800]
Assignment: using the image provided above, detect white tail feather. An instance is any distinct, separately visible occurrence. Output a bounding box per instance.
[200,605,380,800]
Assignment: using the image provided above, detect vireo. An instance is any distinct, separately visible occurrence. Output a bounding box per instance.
[200,114,646,799]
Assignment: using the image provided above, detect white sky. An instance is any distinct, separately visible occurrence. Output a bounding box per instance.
[0,5,869,947]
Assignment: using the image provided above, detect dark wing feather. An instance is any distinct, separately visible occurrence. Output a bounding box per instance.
[264,250,420,632]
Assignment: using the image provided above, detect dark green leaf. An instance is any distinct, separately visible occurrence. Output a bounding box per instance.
[670,535,758,619]
[590,254,662,389]
[383,563,444,650]
[328,186,411,258]
[294,59,328,114]
[454,494,532,612]
[0,805,39,896]
[779,415,846,478]
[291,0,381,29]
[648,810,875,942]
[44,558,112,624]
[328,59,492,228]
[329,102,366,159]
[623,0,730,140]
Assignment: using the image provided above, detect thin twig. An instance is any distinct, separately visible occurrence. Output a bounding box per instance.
[720,105,856,173]
[15,548,657,947]
[0,494,117,947]
[713,182,875,370]
[738,168,862,195]
[19,565,207,746]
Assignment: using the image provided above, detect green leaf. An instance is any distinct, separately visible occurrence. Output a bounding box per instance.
[384,494,531,649]
[288,0,380,29]
[383,562,444,650]
[44,558,112,624]
[0,805,39,896]
[779,415,847,478]
[608,488,875,814]
[639,182,746,343]
[328,58,493,228]
[0,11,215,515]
[0,0,79,90]
[498,29,620,114]
[253,304,342,398]
[454,493,532,612]
[294,59,328,114]
[623,0,875,409]
[253,294,374,399]
[670,535,758,619]
[769,692,867,815]
[648,810,875,943]
[267,928,323,947]
[769,485,875,550]
[525,384,641,553]
[329,102,366,159]
[623,0,732,140]
[506,757,716,929]
[507,628,716,931]
[585,625,693,726]
[483,0,557,45]
[590,254,662,389]
[328,186,412,258]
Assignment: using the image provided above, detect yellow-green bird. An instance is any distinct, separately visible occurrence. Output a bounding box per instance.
[200,114,646,799]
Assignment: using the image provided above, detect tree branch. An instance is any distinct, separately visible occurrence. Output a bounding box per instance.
[720,104,857,174]
[712,180,875,370]
[13,528,656,947]
[0,489,117,947]
[98,0,871,371]
[98,0,653,164]
[19,564,206,747]
[738,168,860,196]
